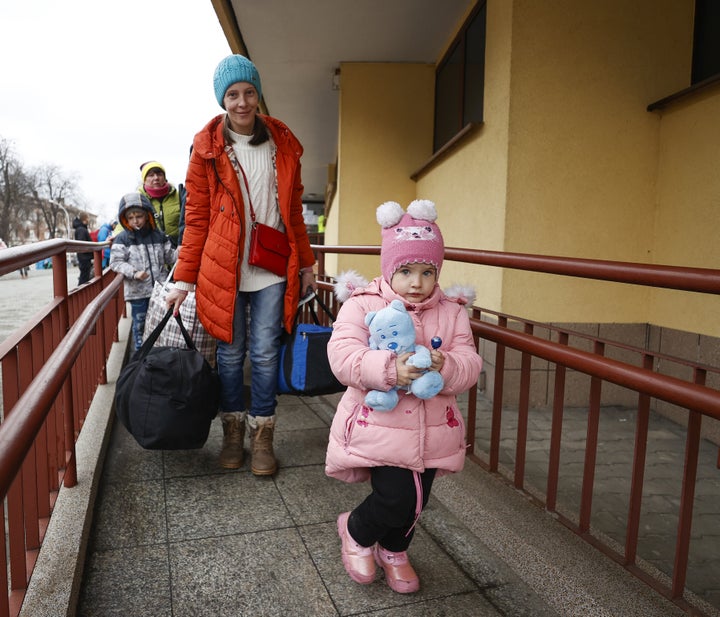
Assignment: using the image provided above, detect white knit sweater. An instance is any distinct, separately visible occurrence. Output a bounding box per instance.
[229,130,286,292]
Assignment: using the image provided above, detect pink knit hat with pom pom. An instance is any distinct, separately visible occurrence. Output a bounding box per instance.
[377,199,445,283]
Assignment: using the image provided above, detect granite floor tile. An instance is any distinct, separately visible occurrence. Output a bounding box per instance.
[103,421,164,483]
[302,394,342,425]
[169,528,336,617]
[275,463,370,525]
[421,497,559,617]
[76,544,171,617]
[274,426,333,467]
[364,593,502,617]
[164,471,292,541]
[273,399,330,431]
[89,478,167,551]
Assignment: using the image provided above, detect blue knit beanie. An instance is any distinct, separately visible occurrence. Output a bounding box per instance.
[213,54,262,108]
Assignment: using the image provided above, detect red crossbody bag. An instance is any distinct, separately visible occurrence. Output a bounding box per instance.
[239,164,291,277]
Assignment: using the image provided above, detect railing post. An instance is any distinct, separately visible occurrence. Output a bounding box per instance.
[51,252,77,488]
[92,250,103,280]
[579,340,604,533]
[546,330,568,512]
[672,368,705,599]
[624,352,654,564]
[514,322,534,489]
[489,316,507,472]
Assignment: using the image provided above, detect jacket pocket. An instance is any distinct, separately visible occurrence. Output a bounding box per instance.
[343,404,372,449]
[425,405,466,457]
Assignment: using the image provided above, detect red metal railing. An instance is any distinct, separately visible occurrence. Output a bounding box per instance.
[313,245,720,616]
[0,239,123,617]
[2,240,720,616]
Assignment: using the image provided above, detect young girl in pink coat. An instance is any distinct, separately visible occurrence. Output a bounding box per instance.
[326,199,482,594]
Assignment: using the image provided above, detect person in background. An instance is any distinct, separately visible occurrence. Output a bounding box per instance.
[110,194,176,350]
[165,54,317,476]
[325,200,482,594]
[73,212,93,285]
[0,238,25,277]
[96,219,117,269]
[138,161,186,247]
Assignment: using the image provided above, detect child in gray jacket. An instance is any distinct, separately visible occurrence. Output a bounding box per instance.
[110,193,176,349]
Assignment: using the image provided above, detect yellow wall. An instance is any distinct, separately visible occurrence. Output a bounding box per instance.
[329,0,720,336]
[500,0,694,323]
[650,91,720,334]
[416,0,718,332]
[329,62,435,280]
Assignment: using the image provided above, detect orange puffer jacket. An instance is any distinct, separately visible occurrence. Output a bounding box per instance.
[174,113,316,342]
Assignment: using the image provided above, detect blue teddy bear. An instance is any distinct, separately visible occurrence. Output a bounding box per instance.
[364,299,444,411]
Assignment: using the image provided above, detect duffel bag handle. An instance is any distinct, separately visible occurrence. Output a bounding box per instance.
[295,291,336,326]
[134,308,198,360]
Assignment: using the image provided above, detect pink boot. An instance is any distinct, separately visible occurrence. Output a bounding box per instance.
[374,545,420,593]
[337,512,376,584]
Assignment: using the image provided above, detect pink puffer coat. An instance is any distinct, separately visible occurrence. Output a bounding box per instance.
[325,277,483,483]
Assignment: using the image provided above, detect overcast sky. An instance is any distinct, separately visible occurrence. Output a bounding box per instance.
[0,0,231,223]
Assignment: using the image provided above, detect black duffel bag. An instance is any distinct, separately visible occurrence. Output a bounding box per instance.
[115,308,220,449]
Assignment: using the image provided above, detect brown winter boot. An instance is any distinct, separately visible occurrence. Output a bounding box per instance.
[247,415,277,476]
[219,412,246,469]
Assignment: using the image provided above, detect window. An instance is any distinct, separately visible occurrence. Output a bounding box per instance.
[692,0,720,84]
[647,0,720,110]
[433,2,486,152]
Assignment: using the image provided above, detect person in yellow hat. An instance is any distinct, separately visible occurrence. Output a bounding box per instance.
[138,160,186,247]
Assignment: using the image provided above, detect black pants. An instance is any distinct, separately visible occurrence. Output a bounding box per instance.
[348,466,437,553]
[78,259,92,285]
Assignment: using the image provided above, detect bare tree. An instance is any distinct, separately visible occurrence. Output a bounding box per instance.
[30,164,81,239]
[0,137,33,244]
[0,135,86,243]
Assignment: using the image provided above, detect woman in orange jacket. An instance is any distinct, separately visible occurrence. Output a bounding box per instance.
[167,54,317,476]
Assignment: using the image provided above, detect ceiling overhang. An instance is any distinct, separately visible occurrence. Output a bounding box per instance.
[211,0,476,200]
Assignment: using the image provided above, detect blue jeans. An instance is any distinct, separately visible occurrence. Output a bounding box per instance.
[216,282,286,417]
[129,298,150,350]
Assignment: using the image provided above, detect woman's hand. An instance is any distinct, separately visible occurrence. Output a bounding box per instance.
[165,287,188,316]
[301,270,317,295]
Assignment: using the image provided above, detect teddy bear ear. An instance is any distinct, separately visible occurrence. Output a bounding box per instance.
[365,311,376,326]
[376,201,405,228]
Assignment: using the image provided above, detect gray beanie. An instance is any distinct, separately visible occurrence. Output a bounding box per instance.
[213,54,262,108]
